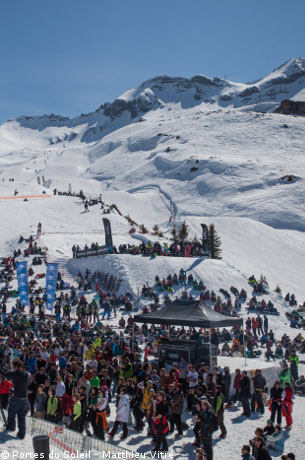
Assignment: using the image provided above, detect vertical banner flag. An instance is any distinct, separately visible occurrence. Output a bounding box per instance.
[46,263,58,311]
[16,262,29,306]
[201,223,209,251]
[103,218,113,253]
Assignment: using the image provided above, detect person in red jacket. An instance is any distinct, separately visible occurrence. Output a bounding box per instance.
[282,382,294,428]
[0,376,14,409]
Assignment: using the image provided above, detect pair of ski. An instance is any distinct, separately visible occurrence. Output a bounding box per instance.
[102,273,122,292]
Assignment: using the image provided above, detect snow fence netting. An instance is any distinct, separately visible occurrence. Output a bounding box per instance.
[3,410,135,458]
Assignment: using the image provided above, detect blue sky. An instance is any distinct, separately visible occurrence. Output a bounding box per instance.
[0,0,304,123]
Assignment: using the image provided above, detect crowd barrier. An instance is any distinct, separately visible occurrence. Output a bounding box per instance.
[75,247,108,258]
[3,410,135,458]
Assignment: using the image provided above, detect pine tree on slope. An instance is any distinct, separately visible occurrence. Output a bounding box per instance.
[208,223,222,259]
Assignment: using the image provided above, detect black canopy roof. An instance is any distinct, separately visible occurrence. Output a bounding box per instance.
[134,300,243,328]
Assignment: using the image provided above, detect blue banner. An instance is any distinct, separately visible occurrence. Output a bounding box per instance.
[16,262,29,306]
[46,263,58,311]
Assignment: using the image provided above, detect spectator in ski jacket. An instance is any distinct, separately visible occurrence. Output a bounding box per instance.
[119,358,133,379]
[269,380,283,425]
[46,388,58,421]
[197,401,216,460]
[278,364,291,386]
[251,370,266,414]
[254,437,272,460]
[241,445,255,460]
[215,385,226,438]
[70,393,82,432]
[142,380,154,416]
[295,375,305,394]
[0,376,14,409]
[152,392,169,453]
[109,387,130,439]
[34,384,47,419]
[233,368,242,402]
[26,352,37,374]
[239,371,251,417]
[289,351,299,381]
[282,382,294,428]
[170,384,183,435]
[265,425,285,452]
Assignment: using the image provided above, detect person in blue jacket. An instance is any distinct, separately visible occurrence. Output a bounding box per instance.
[26,351,37,374]
[266,424,285,451]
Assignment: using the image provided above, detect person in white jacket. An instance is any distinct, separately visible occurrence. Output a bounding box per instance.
[55,377,66,398]
[108,387,130,440]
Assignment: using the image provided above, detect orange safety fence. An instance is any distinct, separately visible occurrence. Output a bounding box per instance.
[0,194,51,200]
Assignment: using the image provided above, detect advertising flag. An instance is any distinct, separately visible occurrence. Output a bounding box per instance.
[16,262,29,306]
[103,218,113,253]
[46,263,58,311]
[201,223,209,251]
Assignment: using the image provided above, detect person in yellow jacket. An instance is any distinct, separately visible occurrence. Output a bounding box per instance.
[70,393,82,432]
[85,344,95,361]
[94,337,102,349]
[46,388,58,422]
[120,358,133,379]
[142,380,154,416]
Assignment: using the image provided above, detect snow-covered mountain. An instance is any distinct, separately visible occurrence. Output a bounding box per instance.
[0,58,305,232]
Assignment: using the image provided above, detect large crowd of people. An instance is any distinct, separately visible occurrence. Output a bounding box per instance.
[0,316,301,459]
[73,240,207,259]
[0,234,303,459]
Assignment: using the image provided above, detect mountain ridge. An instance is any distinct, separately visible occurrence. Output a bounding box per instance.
[5,57,305,130]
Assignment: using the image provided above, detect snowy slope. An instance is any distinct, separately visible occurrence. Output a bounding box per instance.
[0,58,305,232]
[1,186,304,310]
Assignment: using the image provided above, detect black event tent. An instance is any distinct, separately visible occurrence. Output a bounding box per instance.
[134,300,243,328]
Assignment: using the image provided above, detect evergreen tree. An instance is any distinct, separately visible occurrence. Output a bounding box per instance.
[178,220,188,240]
[208,224,222,259]
[170,224,178,242]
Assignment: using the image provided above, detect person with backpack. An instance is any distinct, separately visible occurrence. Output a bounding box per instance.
[170,383,184,438]
[251,369,266,414]
[151,391,169,454]
[214,385,226,439]
[239,371,251,417]
[197,400,218,460]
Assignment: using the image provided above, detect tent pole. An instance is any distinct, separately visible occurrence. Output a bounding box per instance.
[132,321,135,352]
[243,318,246,366]
[209,329,212,369]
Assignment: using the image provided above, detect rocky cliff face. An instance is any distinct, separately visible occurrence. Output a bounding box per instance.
[275,99,305,115]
